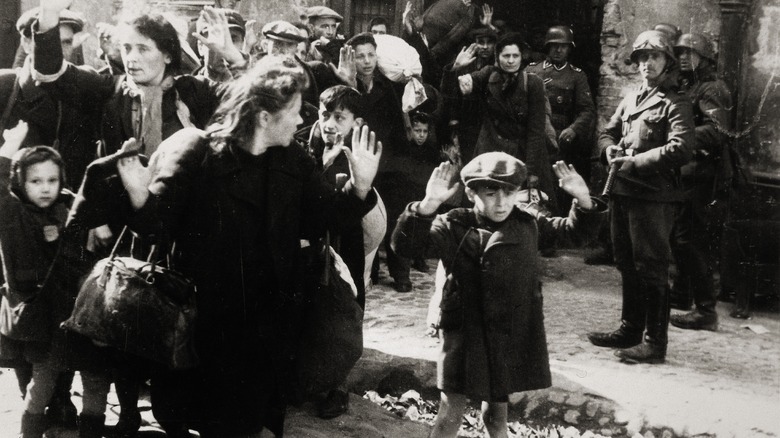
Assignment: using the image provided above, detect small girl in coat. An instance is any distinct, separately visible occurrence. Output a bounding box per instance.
[0,121,72,437]
[391,152,605,438]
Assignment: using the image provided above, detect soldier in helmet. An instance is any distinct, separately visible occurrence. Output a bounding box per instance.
[527,26,596,212]
[587,30,695,364]
[668,33,732,330]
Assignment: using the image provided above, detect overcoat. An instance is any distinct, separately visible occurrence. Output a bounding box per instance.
[124,128,377,435]
[392,201,605,400]
[0,156,72,365]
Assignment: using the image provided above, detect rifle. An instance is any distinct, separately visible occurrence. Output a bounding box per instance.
[601,141,628,198]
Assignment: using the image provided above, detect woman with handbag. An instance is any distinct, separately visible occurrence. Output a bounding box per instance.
[112,55,381,437]
[31,2,248,436]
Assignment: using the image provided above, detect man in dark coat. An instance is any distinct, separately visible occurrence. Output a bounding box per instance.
[669,33,733,330]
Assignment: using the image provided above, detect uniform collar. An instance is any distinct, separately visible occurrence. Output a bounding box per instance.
[544,60,568,71]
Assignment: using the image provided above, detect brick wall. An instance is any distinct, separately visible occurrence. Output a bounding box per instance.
[596,0,721,130]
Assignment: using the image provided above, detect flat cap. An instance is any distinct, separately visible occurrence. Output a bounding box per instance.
[196,9,246,36]
[307,6,343,22]
[468,26,497,42]
[17,7,85,37]
[262,20,306,43]
[461,152,527,189]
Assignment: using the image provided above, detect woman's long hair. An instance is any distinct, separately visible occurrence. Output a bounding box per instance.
[206,56,309,148]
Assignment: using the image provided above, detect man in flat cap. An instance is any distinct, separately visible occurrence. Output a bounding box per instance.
[259,20,352,129]
[12,7,85,68]
[194,8,246,82]
[307,6,345,63]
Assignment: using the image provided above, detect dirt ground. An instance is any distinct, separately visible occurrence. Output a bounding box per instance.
[1,249,778,437]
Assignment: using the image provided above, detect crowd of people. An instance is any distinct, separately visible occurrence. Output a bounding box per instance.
[0,0,733,437]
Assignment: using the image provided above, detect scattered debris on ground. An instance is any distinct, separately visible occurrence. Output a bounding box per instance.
[363,390,611,438]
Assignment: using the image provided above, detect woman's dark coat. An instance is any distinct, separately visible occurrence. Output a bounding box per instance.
[33,25,223,157]
[121,128,376,435]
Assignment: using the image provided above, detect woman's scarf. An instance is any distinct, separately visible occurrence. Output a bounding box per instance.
[121,75,194,156]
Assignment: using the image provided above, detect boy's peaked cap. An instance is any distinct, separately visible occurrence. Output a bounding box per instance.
[461,152,527,189]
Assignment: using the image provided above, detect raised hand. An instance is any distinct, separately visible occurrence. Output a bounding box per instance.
[331,45,357,88]
[418,161,460,215]
[116,138,152,210]
[343,125,382,200]
[480,4,494,29]
[322,132,344,168]
[0,121,29,159]
[552,161,593,209]
[243,19,257,54]
[39,0,75,32]
[453,44,478,71]
[192,7,245,67]
[40,0,74,13]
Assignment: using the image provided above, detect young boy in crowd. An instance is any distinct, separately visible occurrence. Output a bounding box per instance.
[391,153,605,438]
[306,84,386,419]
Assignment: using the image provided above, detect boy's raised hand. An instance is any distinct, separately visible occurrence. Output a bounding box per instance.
[193,7,246,67]
[1,121,29,159]
[553,161,593,210]
[418,161,460,216]
[343,125,381,200]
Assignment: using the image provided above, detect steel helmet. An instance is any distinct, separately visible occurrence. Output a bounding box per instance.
[629,30,676,65]
[674,33,716,62]
[544,25,575,48]
[653,23,682,43]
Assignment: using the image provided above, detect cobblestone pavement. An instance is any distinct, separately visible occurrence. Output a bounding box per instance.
[362,249,780,437]
[1,249,778,437]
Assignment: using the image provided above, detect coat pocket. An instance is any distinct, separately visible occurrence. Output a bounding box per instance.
[438,273,463,330]
[639,112,665,142]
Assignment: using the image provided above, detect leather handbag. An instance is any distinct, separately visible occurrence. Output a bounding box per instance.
[295,233,364,397]
[62,227,198,369]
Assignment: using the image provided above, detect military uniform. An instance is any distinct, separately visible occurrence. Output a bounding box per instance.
[526,60,595,178]
[669,34,733,329]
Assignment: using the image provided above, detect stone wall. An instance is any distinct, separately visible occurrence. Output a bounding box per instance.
[596,0,721,129]
[737,0,780,176]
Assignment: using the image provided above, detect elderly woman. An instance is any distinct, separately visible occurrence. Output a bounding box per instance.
[112,55,381,437]
[587,30,694,364]
[443,32,557,205]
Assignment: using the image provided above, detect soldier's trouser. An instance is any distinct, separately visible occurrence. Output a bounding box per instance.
[672,178,717,315]
[610,196,677,345]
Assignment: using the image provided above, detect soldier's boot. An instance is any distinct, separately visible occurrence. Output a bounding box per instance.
[671,284,719,330]
[668,286,693,311]
[588,275,644,348]
[616,285,668,364]
[20,411,48,438]
[671,242,719,330]
[79,414,105,438]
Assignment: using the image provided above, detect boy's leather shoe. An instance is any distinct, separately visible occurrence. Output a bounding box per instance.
[587,326,642,349]
[670,310,718,331]
[615,342,666,364]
